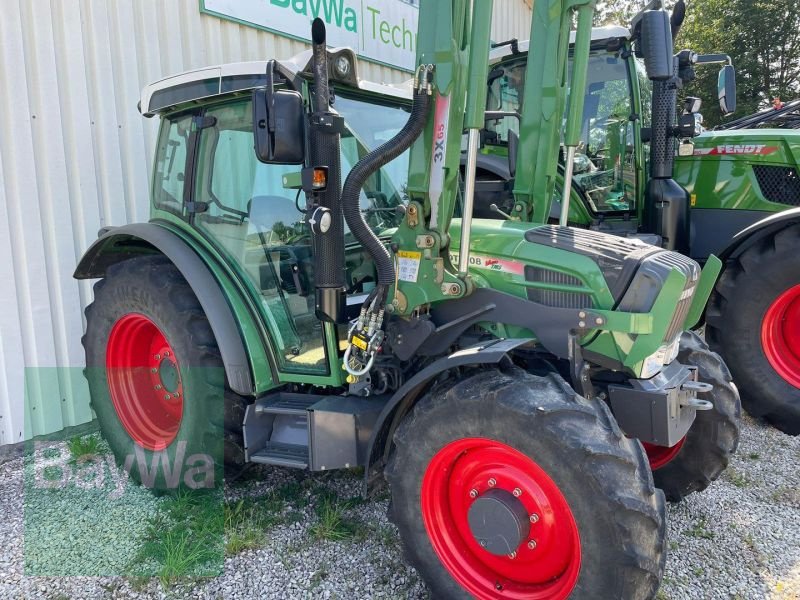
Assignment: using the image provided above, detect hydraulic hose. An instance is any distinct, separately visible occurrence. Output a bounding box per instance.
[341,74,432,289]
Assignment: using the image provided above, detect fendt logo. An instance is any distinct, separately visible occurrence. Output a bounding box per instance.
[694,144,780,156]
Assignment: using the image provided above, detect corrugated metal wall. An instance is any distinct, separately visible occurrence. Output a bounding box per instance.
[0,0,532,445]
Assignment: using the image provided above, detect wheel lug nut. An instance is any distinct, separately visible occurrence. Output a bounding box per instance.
[164,351,170,357]
[488,478,496,487]
[513,488,522,497]
[155,384,162,390]
[469,489,479,499]
[508,551,517,560]
[529,513,539,523]
[527,540,537,550]
[154,354,160,360]
[164,394,171,400]
[151,368,157,373]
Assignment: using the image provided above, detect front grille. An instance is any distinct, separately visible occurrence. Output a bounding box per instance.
[525,266,593,309]
[753,165,800,206]
[647,251,699,344]
[664,285,695,344]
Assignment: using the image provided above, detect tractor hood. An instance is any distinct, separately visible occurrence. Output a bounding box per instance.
[677,129,800,166]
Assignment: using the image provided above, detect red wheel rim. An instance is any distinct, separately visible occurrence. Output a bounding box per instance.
[421,438,581,599]
[642,437,685,470]
[106,314,184,450]
[761,284,800,388]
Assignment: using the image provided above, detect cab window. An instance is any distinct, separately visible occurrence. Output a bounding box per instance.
[486,51,638,214]
[152,113,192,215]
[183,93,410,376]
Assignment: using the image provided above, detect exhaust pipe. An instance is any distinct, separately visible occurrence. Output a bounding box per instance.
[307,18,347,323]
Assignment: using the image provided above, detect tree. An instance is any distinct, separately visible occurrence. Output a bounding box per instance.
[677,0,800,126]
[594,0,641,26]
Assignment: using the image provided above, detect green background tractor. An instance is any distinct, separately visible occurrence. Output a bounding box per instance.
[471,1,800,435]
[74,1,739,597]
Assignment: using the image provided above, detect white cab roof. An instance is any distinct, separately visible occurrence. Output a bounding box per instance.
[140,49,412,117]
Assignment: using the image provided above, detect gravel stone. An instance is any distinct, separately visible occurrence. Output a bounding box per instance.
[0,416,796,599]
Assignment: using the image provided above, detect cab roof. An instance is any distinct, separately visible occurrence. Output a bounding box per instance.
[489,25,631,64]
[140,47,412,117]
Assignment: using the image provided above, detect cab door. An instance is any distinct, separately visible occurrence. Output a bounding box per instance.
[191,98,332,378]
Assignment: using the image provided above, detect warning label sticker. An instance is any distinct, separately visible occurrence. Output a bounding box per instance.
[398,251,422,283]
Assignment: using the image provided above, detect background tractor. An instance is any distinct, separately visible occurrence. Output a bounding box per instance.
[75,0,739,597]
[471,0,800,435]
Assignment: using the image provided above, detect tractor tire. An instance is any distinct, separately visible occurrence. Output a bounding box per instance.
[643,331,741,502]
[707,226,800,435]
[385,368,666,600]
[82,255,248,490]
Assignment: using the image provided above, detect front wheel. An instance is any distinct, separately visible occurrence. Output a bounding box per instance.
[386,368,666,600]
[643,331,741,502]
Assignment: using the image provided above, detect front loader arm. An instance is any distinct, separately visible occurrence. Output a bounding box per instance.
[513,0,597,224]
[389,0,492,314]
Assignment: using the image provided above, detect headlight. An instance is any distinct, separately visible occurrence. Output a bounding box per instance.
[640,336,681,379]
[334,55,352,78]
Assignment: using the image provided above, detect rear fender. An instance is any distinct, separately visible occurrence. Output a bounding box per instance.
[74,222,256,395]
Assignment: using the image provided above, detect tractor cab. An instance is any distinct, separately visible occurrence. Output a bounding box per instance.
[141,53,412,379]
[475,20,735,255]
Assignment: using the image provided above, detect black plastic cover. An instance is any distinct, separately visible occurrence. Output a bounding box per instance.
[253,88,305,165]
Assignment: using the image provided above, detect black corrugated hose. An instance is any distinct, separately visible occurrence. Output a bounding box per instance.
[341,71,432,309]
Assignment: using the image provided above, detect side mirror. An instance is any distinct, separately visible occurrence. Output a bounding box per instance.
[718,64,737,116]
[253,62,305,164]
[639,10,675,81]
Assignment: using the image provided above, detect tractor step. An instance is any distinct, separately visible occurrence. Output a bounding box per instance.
[249,441,309,468]
[256,393,319,416]
[243,391,387,471]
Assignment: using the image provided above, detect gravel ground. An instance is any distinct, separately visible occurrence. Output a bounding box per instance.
[0,415,797,600]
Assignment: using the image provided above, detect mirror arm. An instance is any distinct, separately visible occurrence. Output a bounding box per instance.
[695,53,732,66]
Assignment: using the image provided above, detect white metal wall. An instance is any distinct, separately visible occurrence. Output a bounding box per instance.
[0,0,532,445]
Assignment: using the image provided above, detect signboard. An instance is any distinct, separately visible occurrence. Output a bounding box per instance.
[200,0,419,72]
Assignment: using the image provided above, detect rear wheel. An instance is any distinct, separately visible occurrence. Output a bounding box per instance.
[386,368,665,600]
[643,331,740,502]
[707,226,800,435]
[83,256,248,490]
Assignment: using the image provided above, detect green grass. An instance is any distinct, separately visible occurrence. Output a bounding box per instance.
[685,518,715,540]
[309,492,362,542]
[747,452,761,460]
[725,468,750,488]
[309,565,329,589]
[66,434,103,462]
[223,493,291,555]
[133,489,224,585]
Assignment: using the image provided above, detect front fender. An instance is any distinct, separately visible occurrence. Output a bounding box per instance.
[363,338,533,492]
[74,222,256,395]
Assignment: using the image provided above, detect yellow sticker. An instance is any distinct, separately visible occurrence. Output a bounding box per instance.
[397,251,422,283]
[352,336,368,351]
[690,193,697,207]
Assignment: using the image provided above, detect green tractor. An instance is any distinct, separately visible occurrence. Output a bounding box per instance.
[75,1,738,597]
[473,0,800,435]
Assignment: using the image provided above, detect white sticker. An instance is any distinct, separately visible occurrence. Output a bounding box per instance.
[428,94,450,230]
[397,251,422,283]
